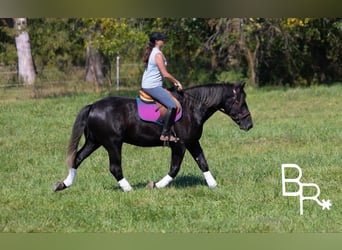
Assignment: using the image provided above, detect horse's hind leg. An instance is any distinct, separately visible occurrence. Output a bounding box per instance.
[149,144,186,188]
[54,140,99,192]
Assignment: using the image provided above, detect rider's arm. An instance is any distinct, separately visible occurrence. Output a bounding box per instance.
[155,53,183,91]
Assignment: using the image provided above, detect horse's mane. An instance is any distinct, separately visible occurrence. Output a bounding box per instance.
[178,83,231,108]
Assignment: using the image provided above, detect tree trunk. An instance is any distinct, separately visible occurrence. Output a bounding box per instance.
[238,19,259,87]
[14,18,36,85]
[85,44,106,91]
[244,47,257,85]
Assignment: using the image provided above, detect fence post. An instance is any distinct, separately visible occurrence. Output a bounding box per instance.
[116,55,120,90]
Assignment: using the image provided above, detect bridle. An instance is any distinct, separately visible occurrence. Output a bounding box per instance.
[219,89,251,123]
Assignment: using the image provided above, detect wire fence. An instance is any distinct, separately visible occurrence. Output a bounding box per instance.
[0,63,143,89]
[0,63,143,101]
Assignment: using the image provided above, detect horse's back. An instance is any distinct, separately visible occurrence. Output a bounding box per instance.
[87,95,137,128]
[92,95,135,109]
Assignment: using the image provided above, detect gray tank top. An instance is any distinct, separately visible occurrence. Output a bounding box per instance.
[142,47,167,88]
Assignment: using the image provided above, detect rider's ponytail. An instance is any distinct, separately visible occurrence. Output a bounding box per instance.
[143,41,154,67]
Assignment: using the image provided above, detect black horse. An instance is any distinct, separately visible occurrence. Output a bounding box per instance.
[54,82,253,192]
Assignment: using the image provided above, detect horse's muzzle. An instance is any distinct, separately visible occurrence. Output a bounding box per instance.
[239,115,253,131]
[241,122,253,131]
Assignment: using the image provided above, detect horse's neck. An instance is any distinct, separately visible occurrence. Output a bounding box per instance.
[185,86,224,122]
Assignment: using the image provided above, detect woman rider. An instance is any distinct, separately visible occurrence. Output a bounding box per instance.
[141,32,183,142]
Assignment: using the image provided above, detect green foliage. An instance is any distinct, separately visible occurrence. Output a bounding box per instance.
[82,18,147,61]
[0,20,17,65]
[28,18,85,72]
[0,18,341,87]
[257,18,342,86]
[216,70,246,83]
[0,42,17,66]
[0,84,341,232]
[150,18,212,84]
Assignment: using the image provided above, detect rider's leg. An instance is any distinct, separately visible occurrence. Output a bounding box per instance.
[142,87,179,142]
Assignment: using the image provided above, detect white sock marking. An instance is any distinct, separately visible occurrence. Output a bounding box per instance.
[63,168,77,187]
[118,178,133,192]
[155,175,173,188]
[203,171,217,188]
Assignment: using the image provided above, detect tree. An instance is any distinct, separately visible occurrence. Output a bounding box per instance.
[13,18,36,85]
[143,18,212,84]
[256,18,342,86]
[81,18,146,88]
[205,18,242,74]
[85,44,109,90]
[204,18,255,84]
[28,18,85,73]
[0,19,17,66]
[2,18,341,89]
[165,18,211,83]
[239,18,264,86]
[83,20,109,90]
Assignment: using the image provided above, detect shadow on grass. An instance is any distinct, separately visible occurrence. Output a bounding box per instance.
[171,175,206,188]
[105,175,206,191]
[138,175,206,190]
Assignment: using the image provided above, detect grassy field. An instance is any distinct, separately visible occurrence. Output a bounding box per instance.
[0,84,341,232]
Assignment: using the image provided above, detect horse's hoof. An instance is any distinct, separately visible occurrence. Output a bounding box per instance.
[146,181,155,189]
[53,181,67,192]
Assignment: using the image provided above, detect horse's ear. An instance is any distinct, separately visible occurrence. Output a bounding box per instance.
[234,81,245,91]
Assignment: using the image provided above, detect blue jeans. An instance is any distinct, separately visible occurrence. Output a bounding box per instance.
[142,86,177,109]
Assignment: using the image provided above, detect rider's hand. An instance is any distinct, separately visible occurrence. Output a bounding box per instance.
[174,81,183,92]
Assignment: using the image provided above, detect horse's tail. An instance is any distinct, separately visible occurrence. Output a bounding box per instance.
[66,104,92,168]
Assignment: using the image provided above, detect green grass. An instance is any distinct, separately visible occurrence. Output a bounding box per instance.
[0,84,341,232]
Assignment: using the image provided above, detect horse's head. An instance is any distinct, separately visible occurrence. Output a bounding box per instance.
[223,82,253,131]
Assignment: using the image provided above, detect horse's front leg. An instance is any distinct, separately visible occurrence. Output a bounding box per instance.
[150,144,186,188]
[186,141,217,188]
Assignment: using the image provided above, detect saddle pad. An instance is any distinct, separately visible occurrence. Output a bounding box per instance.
[136,97,182,125]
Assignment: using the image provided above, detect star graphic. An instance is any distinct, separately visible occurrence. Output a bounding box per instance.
[321,199,332,210]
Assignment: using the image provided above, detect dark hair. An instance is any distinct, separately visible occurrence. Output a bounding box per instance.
[142,41,154,67]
